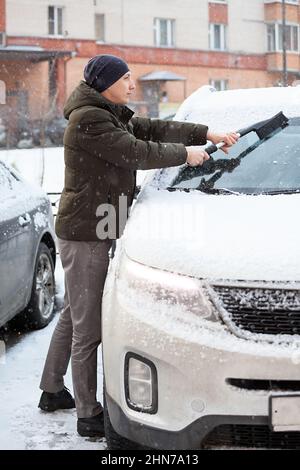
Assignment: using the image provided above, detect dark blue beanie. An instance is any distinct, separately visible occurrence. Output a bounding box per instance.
[84,54,130,93]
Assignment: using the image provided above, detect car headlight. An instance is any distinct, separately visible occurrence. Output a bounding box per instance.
[119,255,217,321]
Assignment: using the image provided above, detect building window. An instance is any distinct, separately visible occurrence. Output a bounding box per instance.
[95,14,105,42]
[267,24,276,51]
[267,23,299,52]
[48,6,63,36]
[279,24,299,51]
[154,18,175,47]
[210,79,228,91]
[209,23,227,50]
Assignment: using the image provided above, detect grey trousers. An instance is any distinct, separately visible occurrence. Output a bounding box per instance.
[40,237,112,418]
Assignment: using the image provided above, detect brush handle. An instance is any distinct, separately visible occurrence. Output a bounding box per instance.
[205,133,241,155]
[205,142,226,155]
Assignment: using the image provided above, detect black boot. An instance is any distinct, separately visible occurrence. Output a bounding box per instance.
[38,386,75,412]
[77,412,105,437]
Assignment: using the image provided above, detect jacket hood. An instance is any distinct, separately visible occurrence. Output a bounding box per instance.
[63,80,134,121]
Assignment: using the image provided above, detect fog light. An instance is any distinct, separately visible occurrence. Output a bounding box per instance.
[125,353,158,414]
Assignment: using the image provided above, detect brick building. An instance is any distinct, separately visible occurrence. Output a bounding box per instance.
[0,0,300,145]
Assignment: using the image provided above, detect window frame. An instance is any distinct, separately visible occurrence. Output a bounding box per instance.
[266,22,299,53]
[209,79,228,91]
[48,5,64,37]
[154,17,175,48]
[95,13,105,42]
[209,23,227,51]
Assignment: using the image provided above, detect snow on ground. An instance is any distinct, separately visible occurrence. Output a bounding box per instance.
[0,257,107,450]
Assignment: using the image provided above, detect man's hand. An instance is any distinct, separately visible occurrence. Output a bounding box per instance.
[186,146,210,167]
[206,131,239,154]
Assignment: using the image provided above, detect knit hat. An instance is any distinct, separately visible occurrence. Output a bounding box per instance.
[84,54,130,93]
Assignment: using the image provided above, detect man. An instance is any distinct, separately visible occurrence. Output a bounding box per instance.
[38,55,238,437]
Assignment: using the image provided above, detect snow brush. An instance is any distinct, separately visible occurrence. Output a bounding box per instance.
[205,111,289,156]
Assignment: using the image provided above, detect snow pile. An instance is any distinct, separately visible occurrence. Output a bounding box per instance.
[33,210,48,230]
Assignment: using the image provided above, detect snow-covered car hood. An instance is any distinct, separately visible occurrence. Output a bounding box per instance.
[174,85,300,132]
[123,188,300,282]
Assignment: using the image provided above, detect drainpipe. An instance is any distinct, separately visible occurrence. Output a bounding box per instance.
[282,0,288,86]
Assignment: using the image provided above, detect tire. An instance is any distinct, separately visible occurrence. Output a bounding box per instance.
[103,385,151,450]
[20,242,56,329]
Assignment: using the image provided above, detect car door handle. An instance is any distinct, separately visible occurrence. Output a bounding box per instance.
[18,214,31,228]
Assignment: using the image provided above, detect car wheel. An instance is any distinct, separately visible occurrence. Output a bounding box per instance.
[103,385,151,450]
[21,242,56,329]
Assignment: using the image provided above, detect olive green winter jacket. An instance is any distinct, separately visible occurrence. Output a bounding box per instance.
[55,80,208,240]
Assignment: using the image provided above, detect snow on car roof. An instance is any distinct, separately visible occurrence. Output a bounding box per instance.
[175,85,300,133]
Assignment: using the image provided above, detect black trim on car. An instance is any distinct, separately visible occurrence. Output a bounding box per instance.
[124,352,158,414]
[227,378,300,392]
[106,392,268,450]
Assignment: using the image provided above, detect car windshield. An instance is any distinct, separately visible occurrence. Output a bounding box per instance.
[171,117,300,195]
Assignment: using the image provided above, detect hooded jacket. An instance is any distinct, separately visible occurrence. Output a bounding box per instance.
[55,80,208,240]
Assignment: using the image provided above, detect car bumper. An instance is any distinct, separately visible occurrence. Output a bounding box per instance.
[102,275,300,450]
[106,392,271,449]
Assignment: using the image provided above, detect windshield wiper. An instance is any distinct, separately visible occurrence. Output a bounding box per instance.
[259,189,300,195]
[199,187,241,195]
[166,187,191,193]
[166,186,240,195]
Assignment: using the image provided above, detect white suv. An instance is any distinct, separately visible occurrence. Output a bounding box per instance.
[102,85,300,450]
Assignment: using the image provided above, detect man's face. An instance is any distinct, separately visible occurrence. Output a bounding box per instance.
[101,71,136,105]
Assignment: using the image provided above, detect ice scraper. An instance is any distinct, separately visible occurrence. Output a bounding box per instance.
[204,111,289,156]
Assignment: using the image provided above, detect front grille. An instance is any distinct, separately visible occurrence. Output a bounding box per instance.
[212,285,300,337]
[202,424,300,449]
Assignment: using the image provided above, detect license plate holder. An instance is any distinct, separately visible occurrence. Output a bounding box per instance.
[269,393,300,432]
